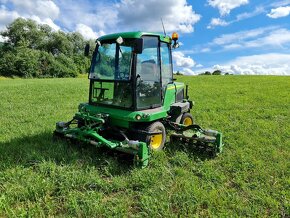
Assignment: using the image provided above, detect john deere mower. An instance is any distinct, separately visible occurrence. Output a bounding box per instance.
[54,31,223,168]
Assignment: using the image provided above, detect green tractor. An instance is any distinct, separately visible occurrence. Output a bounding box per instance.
[54,31,223,168]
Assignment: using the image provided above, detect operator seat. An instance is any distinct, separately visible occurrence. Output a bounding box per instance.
[141,59,158,81]
[137,59,161,108]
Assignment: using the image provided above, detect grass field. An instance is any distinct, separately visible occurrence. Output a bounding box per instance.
[0,76,289,217]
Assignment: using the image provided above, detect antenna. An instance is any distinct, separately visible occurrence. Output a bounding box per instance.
[161,18,166,36]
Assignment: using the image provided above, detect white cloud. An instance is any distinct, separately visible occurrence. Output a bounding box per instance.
[200,48,211,53]
[236,6,265,21]
[4,0,59,20]
[209,26,290,51]
[208,0,249,16]
[0,35,8,42]
[30,15,60,31]
[207,18,230,29]
[207,6,265,29]
[202,53,290,75]
[0,6,20,30]
[267,6,290,19]
[172,51,196,68]
[270,0,290,8]
[61,3,117,32]
[223,43,242,49]
[75,24,105,40]
[56,0,200,34]
[116,0,201,33]
[212,26,276,45]
[172,51,198,75]
[244,28,290,48]
[41,18,60,31]
[0,1,60,31]
[181,68,196,75]
[1,0,201,42]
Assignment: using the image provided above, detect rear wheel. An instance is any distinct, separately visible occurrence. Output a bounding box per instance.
[180,113,194,126]
[145,121,166,151]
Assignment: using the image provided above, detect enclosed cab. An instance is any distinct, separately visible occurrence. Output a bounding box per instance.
[85,33,191,120]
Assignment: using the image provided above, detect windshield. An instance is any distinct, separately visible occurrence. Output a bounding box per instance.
[90,81,133,108]
[89,40,133,80]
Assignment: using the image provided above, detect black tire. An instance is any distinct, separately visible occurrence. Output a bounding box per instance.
[145,121,166,151]
[77,119,85,128]
[180,113,194,126]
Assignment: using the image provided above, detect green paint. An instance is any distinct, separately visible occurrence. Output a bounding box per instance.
[80,82,187,128]
[98,31,171,43]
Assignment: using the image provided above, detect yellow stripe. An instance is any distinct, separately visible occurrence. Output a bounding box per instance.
[167,85,184,90]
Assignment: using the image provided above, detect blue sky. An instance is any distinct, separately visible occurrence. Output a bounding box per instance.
[1,0,290,75]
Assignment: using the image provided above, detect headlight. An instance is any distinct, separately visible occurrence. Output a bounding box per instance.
[135,114,142,120]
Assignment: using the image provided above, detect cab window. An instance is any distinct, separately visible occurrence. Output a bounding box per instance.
[160,42,173,90]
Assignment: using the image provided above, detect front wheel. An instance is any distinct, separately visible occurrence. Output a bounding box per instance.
[145,121,166,151]
[180,113,194,126]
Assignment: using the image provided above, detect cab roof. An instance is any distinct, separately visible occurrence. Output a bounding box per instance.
[97,31,171,43]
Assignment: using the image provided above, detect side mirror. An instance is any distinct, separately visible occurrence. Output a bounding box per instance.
[133,38,143,54]
[84,44,90,56]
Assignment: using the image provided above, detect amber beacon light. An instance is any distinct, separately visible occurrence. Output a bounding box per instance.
[171,32,179,48]
[172,32,179,41]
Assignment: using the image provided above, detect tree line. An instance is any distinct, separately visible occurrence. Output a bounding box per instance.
[0,18,94,78]
[174,70,233,76]
[200,70,221,75]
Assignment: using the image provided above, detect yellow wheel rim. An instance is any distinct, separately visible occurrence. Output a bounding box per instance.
[183,117,193,126]
[150,134,163,149]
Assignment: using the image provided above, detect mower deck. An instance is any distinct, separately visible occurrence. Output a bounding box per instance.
[54,112,222,168]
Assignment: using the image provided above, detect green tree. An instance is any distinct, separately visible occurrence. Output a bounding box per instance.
[14,48,40,77]
[0,42,3,57]
[0,18,92,78]
[72,54,90,74]
[0,51,17,77]
[52,54,78,77]
[212,70,222,75]
[1,18,46,49]
[45,31,74,56]
[0,48,40,78]
[67,32,86,54]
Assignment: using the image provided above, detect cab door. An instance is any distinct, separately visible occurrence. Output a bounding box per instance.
[136,36,161,110]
